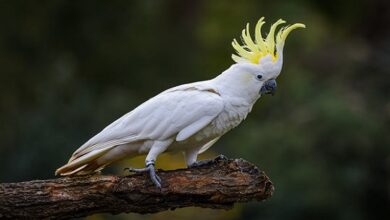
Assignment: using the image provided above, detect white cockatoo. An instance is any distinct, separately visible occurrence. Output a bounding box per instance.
[56,17,305,188]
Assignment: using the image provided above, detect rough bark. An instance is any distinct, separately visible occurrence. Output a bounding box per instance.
[0,156,274,219]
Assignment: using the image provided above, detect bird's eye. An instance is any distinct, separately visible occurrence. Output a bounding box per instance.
[256,74,263,80]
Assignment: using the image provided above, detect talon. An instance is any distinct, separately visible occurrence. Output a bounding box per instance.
[155,174,161,183]
[188,159,213,168]
[148,164,161,188]
[124,167,149,173]
[150,173,161,188]
[124,163,162,188]
[216,154,228,160]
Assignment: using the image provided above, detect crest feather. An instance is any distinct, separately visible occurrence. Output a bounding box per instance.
[232,17,305,64]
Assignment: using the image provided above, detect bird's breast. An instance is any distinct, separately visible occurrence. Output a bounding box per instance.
[168,101,252,152]
[197,103,251,140]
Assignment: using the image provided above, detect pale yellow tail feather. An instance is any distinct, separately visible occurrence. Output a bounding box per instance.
[55,145,115,176]
[59,164,88,176]
[69,141,118,163]
[76,163,108,176]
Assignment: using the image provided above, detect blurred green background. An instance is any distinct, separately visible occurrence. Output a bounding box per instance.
[0,0,389,219]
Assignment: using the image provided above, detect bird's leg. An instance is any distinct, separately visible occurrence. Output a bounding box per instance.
[185,146,216,168]
[125,160,161,186]
[124,140,172,188]
[184,147,200,168]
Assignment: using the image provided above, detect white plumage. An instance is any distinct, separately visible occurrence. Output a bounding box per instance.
[56,18,304,187]
[56,62,272,176]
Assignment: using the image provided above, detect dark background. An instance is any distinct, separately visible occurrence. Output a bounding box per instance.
[0,0,389,219]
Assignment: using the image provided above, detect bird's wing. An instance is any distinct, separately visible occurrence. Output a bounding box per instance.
[71,84,224,160]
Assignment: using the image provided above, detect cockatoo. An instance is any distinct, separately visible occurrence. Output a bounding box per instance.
[56,17,305,188]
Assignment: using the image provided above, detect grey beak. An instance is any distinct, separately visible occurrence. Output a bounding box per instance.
[259,79,277,95]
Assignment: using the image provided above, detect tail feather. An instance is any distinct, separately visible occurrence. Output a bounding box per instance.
[58,164,89,176]
[56,137,142,176]
[69,140,122,163]
[55,144,115,176]
[76,163,108,176]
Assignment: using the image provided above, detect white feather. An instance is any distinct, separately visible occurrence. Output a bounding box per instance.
[57,61,278,175]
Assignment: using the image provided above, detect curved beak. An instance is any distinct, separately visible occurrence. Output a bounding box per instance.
[259,79,277,95]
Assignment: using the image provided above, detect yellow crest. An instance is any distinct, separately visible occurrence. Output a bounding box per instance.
[232,17,305,64]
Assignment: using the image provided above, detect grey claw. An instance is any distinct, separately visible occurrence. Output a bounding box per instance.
[148,165,161,189]
[215,154,228,161]
[124,167,149,173]
[188,155,229,168]
[125,164,162,189]
[188,159,213,168]
[155,174,161,183]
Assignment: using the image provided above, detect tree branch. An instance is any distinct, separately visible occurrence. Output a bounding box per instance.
[0,156,274,219]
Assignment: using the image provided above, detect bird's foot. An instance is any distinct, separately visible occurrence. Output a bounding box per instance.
[214,154,228,161]
[188,159,213,168]
[124,162,161,189]
[188,155,228,168]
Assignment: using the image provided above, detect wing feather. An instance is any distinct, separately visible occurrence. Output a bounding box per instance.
[71,84,224,159]
[176,115,215,141]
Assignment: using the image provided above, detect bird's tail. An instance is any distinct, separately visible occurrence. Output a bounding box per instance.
[55,144,116,176]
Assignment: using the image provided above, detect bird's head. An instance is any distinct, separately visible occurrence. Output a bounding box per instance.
[216,17,305,100]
